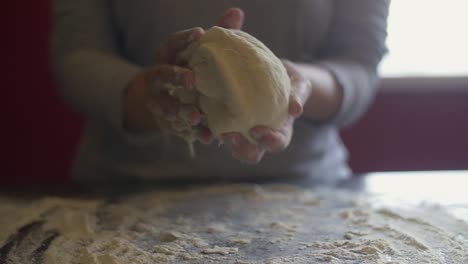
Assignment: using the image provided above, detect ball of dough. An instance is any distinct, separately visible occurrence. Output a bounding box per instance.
[181,26,292,141]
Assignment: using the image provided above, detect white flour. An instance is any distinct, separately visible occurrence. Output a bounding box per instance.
[0,184,467,264]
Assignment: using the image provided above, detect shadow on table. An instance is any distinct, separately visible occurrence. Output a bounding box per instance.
[0,172,366,200]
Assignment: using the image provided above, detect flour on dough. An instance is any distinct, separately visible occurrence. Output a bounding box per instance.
[181,26,291,141]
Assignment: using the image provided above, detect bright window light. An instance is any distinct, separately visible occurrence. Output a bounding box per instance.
[379,0,468,77]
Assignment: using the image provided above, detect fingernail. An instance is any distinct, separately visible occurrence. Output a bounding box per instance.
[289,100,303,117]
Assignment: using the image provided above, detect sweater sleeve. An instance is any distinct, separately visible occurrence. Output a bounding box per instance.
[316,0,390,127]
[51,0,143,132]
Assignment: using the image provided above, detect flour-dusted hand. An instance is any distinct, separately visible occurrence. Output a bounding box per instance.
[124,8,245,144]
[213,10,310,164]
[222,61,311,164]
[123,27,215,143]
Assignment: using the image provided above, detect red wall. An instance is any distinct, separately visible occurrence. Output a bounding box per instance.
[1,1,83,182]
[1,1,467,182]
[342,80,468,172]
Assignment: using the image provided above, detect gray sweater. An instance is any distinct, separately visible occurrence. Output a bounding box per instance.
[51,0,389,181]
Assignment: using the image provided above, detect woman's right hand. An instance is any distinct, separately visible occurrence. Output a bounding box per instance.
[124,8,244,144]
[123,27,215,142]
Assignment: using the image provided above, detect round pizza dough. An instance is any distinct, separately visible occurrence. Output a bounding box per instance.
[181,26,291,141]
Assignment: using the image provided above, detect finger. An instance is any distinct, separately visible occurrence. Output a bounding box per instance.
[221,132,244,149]
[288,95,303,118]
[282,60,295,77]
[197,126,215,144]
[178,105,202,126]
[150,65,195,90]
[222,133,264,164]
[217,8,245,30]
[250,126,289,153]
[155,27,204,64]
[282,60,306,118]
[154,91,180,120]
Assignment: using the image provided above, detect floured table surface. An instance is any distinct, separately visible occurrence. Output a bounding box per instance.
[1,181,467,264]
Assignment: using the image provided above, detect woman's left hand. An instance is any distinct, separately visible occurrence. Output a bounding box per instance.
[222,60,312,164]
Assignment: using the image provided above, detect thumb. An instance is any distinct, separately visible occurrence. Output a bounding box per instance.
[217,7,245,30]
[155,27,204,64]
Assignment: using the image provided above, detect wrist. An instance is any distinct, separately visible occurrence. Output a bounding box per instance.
[297,63,343,122]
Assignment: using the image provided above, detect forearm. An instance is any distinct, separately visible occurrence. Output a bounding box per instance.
[53,50,142,129]
[295,63,343,123]
[52,0,145,131]
[295,0,389,126]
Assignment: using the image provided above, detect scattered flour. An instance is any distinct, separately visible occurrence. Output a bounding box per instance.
[201,246,239,255]
[1,184,467,263]
[203,223,227,234]
[158,231,181,242]
[228,237,251,245]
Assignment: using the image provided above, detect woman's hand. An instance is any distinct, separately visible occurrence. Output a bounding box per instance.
[124,27,215,143]
[124,8,244,144]
[222,61,312,164]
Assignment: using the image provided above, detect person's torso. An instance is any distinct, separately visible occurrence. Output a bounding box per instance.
[111,0,335,66]
[73,0,351,181]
